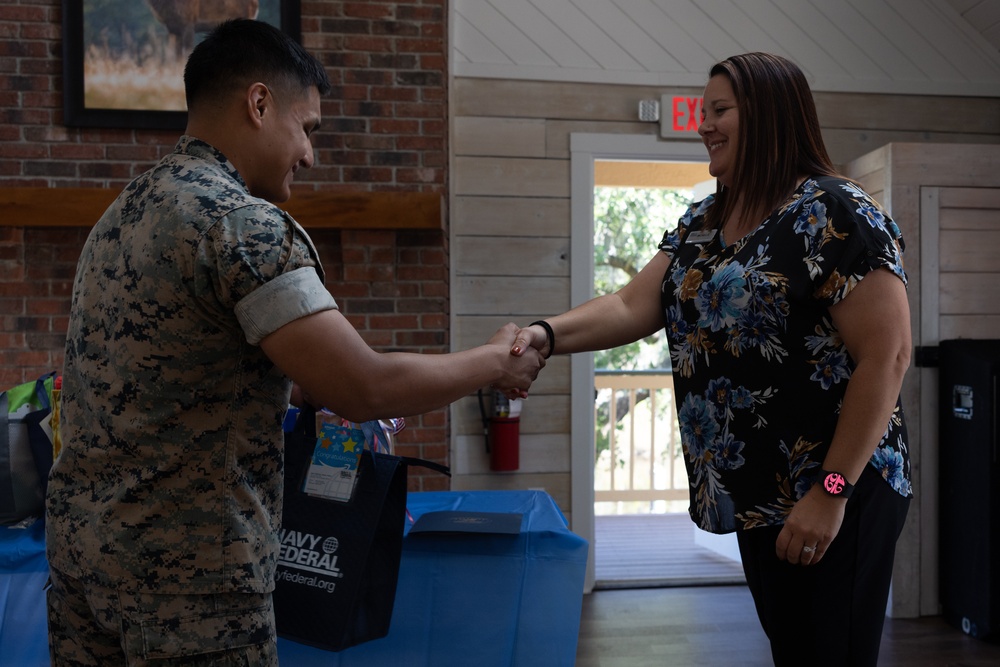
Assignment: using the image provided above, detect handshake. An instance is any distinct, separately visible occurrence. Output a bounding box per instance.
[489,321,554,400]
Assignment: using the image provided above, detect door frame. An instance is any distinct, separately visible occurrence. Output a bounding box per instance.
[569,133,708,592]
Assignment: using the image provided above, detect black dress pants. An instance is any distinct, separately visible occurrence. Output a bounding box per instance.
[736,465,911,667]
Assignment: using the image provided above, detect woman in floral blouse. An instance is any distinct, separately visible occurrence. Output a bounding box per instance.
[513,52,911,666]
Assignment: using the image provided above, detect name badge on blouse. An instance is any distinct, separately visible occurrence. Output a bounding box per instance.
[686,229,717,244]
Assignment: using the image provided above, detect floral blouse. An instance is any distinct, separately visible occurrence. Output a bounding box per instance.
[658,175,912,534]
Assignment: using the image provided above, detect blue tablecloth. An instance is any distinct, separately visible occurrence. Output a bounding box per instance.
[278,490,588,666]
[0,490,587,667]
[0,518,49,667]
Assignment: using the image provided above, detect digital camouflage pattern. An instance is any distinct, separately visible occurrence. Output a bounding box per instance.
[47,567,279,665]
[46,136,337,596]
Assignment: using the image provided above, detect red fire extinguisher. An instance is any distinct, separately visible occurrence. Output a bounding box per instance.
[478,389,520,471]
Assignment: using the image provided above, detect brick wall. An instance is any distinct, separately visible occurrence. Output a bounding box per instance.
[0,0,450,489]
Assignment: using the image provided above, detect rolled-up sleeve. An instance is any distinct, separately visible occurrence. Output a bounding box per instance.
[235,266,338,345]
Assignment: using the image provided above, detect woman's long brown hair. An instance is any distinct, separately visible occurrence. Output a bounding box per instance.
[704,53,840,231]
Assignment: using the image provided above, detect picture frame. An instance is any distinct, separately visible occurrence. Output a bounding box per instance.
[62,0,301,130]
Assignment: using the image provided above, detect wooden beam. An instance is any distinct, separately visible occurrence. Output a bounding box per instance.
[284,190,442,230]
[0,187,443,230]
[2,187,117,228]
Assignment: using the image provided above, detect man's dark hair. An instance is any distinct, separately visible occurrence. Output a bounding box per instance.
[184,18,331,111]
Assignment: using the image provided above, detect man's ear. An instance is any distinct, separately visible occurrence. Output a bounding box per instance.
[246,82,270,128]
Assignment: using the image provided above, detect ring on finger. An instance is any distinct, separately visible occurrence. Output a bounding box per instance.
[802,545,817,554]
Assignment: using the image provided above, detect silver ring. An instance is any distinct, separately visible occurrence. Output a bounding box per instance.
[802,545,816,553]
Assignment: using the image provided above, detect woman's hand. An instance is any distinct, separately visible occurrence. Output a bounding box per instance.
[511,324,549,358]
[489,323,546,399]
[775,485,847,566]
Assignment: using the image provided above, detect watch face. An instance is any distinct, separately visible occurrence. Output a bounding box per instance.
[823,472,848,495]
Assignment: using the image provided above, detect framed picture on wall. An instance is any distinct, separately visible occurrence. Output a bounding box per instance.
[62,0,301,130]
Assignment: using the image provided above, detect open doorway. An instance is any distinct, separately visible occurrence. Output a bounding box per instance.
[587,157,744,588]
[591,159,700,516]
[569,135,731,592]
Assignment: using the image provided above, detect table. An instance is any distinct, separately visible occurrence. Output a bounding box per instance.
[0,518,49,667]
[0,491,587,667]
[277,490,588,666]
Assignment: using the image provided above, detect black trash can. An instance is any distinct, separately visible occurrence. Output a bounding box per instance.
[939,339,1000,642]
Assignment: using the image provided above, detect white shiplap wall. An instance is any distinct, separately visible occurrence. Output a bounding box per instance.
[454,0,1000,97]
[949,0,1000,51]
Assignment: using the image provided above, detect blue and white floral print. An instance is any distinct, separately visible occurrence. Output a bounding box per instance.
[659,175,912,533]
[696,261,749,332]
[678,379,757,530]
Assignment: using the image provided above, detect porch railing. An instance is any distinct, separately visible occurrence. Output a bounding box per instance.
[594,370,687,508]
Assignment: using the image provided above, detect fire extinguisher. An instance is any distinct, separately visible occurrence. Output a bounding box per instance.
[478,388,520,471]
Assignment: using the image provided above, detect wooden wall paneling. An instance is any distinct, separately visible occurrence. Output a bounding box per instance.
[455,80,1000,133]
[453,116,548,157]
[545,120,661,159]
[939,272,1000,313]
[452,195,571,237]
[823,129,1000,169]
[938,186,1000,209]
[916,186,940,620]
[845,146,922,618]
[455,79,1000,137]
[450,78,575,502]
[453,77,672,121]
[813,92,1000,135]
[840,145,888,186]
[452,276,568,315]
[938,230,1000,271]
[940,315,1000,339]
[845,145,1000,618]
[937,184,1000,317]
[453,236,569,277]
[889,143,1000,188]
[936,186,1000,350]
[452,156,570,197]
[938,206,1000,230]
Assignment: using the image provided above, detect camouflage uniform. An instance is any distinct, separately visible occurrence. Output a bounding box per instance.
[46,136,337,664]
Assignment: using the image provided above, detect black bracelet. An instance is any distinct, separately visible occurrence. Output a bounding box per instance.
[529,320,555,359]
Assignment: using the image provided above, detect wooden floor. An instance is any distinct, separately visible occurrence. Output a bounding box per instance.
[582,513,1000,665]
[575,585,1000,666]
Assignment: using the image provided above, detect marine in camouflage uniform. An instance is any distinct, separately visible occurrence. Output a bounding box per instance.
[45,17,545,666]
[45,135,336,665]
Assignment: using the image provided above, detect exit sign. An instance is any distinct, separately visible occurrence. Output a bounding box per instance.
[659,94,703,138]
